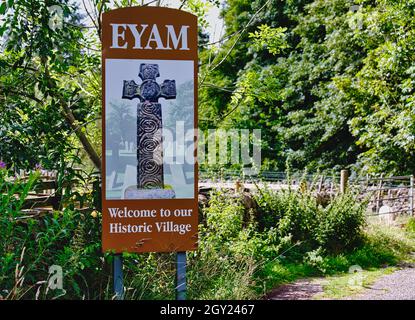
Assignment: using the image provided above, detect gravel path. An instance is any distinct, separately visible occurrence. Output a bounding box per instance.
[350,267,415,300]
[265,267,415,300]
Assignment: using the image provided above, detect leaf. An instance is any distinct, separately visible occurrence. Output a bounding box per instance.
[0,2,7,15]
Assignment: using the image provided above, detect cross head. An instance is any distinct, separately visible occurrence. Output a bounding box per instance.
[122,63,176,103]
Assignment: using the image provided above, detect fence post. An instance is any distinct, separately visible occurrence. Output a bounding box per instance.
[410,175,414,216]
[340,169,349,194]
[375,174,384,215]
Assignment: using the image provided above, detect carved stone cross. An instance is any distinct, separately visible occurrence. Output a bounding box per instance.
[122,63,176,190]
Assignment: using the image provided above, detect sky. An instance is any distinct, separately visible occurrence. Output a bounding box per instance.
[163,0,224,42]
[77,0,224,43]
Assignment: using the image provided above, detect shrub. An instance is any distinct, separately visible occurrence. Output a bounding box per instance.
[254,187,366,254]
[192,192,260,299]
[0,168,107,299]
[1,169,406,300]
[406,217,415,233]
[201,191,245,245]
[315,192,366,253]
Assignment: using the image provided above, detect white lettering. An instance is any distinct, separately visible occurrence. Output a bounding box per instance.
[156,222,191,235]
[109,223,152,233]
[110,23,191,51]
[108,207,118,218]
[145,24,167,50]
[127,24,148,49]
[110,24,128,49]
[107,207,156,218]
[166,25,190,50]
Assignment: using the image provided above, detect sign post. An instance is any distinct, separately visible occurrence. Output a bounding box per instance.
[101,7,198,300]
[113,254,124,299]
[176,252,186,300]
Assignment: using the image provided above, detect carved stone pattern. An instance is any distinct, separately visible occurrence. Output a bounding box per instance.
[122,63,177,190]
[139,64,159,81]
[137,102,164,189]
[140,80,161,102]
[160,80,177,99]
[122,80,139,100]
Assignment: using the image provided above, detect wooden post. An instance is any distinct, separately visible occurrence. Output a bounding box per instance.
[376,174,384,215]
[340,169,349,194]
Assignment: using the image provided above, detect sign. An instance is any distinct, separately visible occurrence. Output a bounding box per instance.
[101,7,198,253]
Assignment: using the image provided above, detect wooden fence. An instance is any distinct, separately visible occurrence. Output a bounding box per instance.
[14,169,100,215]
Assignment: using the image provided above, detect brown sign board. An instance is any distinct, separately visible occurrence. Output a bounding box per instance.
[101,7,198,253]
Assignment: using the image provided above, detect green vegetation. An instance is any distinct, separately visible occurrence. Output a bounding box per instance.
[249,208,415,296]
[406,217,415,233]
[1,0,415,301]
[200,0,415,175]
[2,164,414,299]
[315,221,415,299]
[1,0,414,175]
[314,267,396,300]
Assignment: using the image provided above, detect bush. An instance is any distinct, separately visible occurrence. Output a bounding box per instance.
[191,192,260,299]
[405,217,415,233]
[315,192,366,253]
[0,168,107,299]
[254,187,366,254]
[0,207,105,299]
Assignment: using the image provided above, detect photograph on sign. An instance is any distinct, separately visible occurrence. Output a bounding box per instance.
[105,59,195,200]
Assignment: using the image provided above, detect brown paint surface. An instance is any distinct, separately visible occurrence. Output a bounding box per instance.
[101,7,198,253]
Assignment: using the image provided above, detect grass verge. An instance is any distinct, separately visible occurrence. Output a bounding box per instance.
[256,217,415,299]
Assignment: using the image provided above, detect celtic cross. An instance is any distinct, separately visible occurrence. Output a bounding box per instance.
[122,63,176,189]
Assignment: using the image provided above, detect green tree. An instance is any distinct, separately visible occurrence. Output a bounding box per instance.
[201,0,415,175]
[0,0,212,171]
[198,0,314,169]
[340,0,415,174]
[0,0,102,170]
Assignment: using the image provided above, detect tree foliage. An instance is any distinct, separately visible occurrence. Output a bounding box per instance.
[200,0,415,174]
[1,0,414,175]
[0,0,102,170]
[0,0,211,172]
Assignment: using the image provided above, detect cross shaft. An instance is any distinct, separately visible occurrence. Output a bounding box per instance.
[122,63,177,189]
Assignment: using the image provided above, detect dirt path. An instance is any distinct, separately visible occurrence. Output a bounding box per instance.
[266,267,415,300]
[265,279,324,300]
